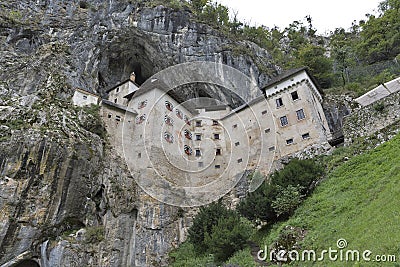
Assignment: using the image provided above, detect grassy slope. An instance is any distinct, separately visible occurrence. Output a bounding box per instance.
[262,134,400,266]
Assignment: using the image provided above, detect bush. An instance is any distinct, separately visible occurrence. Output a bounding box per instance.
[205,215,253,263]
[238,159,324,223]
[187,201,253,263]
[188,201,232,254]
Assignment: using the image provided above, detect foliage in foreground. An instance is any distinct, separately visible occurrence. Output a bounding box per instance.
[237,159,325,222]
[261,133,400,266]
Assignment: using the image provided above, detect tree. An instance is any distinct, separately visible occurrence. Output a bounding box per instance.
[356,0,400,63]
[205,215,253,263]
[271,185,305,217]
[296,44,333,88]
[190,0,209,14]
[188,200,231,254]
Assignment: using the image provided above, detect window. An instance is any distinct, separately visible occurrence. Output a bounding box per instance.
[138,100,147,109]
[286,138,294,145]
[214,133,220,140]
[195,149,201,157]
[184,145,193,155]
[164,132,174,143]
[302,133,310,139]
[196,120,202,127]
[235,142,240,146]
[116,115,121,121]
[198,162,204,168]
[138,153,141,158]
[136,114,146,124]
[175,109,183,119]
[195,134,201,141]
[114,98,117,103]
[165,100,173,111]
[215,165,221,169]
[233,124,238,128]
[291,91,299,101]
[262,110,268,115]
[296,109,305,120]
[276,98,283,107]
[184,115,191,126]
[83,95,88,99]
[216,148,221,156]
[269,146,275,151]
[164,115,174,126]
[108,113,112,118]
[237,158,243,163]
[213,120,219,125]
[184,129,192,140]
[116,87,120,93]
[264,128,271,134]
[280,116,288,127]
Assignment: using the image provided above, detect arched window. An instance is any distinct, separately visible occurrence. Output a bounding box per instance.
[184,115,191,126]
[164,115,174,126]
[165,100,174,111]
[184,129,192,140]
[175,109,183,119]
[135,114,146,124]
[138,100,148,109]
[184,145,193,155]
[164,132,174,143]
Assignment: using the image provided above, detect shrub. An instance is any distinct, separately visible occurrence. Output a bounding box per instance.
[238,159,324,223]
[187,201,253,263]
[205,216,253,263]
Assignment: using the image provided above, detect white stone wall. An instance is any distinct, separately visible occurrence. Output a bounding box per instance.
[72,89,99,107]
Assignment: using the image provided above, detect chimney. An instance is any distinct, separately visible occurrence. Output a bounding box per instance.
[130,72,136,82]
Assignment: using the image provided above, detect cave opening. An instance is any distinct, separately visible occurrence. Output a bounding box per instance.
[98,30,165,94]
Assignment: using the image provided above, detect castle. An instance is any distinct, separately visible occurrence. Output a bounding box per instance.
[73,67,333,205]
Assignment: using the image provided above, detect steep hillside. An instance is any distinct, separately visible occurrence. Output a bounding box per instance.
[261,133,400,266]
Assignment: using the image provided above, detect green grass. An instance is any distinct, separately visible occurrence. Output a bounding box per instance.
[260,133,400,266]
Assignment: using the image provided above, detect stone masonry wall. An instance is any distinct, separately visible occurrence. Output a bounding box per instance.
[343,90,400,144]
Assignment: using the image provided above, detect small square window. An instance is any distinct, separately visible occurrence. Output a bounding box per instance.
[296,109,306,120]
[196,120,202,127]
[138,153,142,158]
[116,87,120,93]
[215,165,221,169]
[276,98,283,108]
[213,120,219,125]
[195,149,201,157]
[280,116,288,127]
[265,128,271,134]
[83,95,88,99]
[214,133,220,140]
[262,110,268,115]
[233,124,238,128]
[198,162,204,168]
[302,133,310,139]
[269,146,275,151]
[108,113,112,118]
[237,158,243,163]
[286,138,294,145]
[195,134,201,141]
[114,98,118,103]
[235,142,240,146]
[216,148,221,155]
[291,91,299,101]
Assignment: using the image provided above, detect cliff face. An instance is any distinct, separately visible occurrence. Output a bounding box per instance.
[0,1,278,266]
